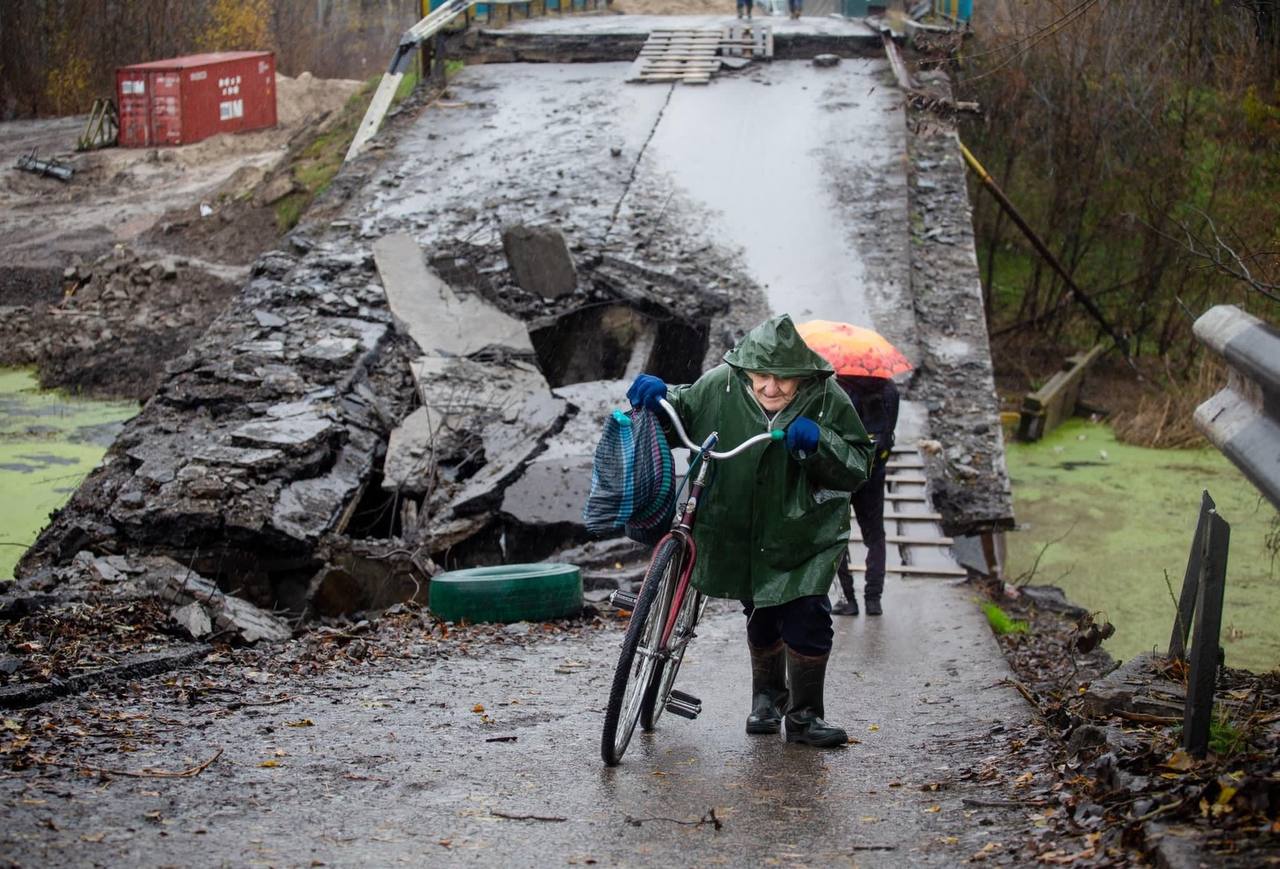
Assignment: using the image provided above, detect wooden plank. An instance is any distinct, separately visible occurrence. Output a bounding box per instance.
[887,460,924,469]
[852,534,955,546]
[884,493,927,502]
[849,564,968,577]
[886,475,928,485]
[1018,344,1106,442]
[884,511,943,521]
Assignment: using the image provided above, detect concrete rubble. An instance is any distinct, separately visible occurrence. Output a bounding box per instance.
[1,552,289,646]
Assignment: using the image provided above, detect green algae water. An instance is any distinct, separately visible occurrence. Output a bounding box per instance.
[1005,419,1279,674]
[0,369,138,580]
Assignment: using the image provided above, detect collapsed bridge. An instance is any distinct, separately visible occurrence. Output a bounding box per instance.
[14,15,1013,623]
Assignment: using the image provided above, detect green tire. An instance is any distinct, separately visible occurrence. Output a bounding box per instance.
[428,563,583,624]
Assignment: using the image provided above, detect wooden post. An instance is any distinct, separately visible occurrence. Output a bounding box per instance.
[1182,508,1229,757]
[1168,490,1214,660]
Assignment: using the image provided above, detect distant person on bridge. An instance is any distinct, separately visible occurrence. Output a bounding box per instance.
[736,0,754,19]
[831,375,900,616]
[788,0,803,19]
[627,314,873,748]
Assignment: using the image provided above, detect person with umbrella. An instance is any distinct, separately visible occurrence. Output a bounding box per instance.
[626,314,874,747]
[796,321,910,616]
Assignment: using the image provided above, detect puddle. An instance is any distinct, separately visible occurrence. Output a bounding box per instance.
[1005,419,1280,673]
[0,368,138,580]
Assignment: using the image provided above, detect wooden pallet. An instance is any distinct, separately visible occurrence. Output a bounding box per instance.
[627,23,773,85]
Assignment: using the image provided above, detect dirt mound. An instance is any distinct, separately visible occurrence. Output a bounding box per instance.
[276,71,362,129]
[0,247,240,400]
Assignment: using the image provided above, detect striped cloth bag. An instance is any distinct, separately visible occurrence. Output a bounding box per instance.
[583,407,677,545]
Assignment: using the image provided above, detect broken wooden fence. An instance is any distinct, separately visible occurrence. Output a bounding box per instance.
[1166,490,1230,757]
[1016,344,1104,442]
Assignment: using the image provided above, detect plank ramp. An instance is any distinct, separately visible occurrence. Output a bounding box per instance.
[846,445,971,581]
[626,23,773,85]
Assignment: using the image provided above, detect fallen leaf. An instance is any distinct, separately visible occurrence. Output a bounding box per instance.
[940,836,958,845]
[286,719,314,728]
[2,719,20,732]
[259,760,281,768]
[472,704,485,714]
[1163,750,1196,771]
[80,832,106,843]
[925,804,941,813]
[868,723,880,732]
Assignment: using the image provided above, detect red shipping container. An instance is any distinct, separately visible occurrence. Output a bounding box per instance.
[116,51,277,148]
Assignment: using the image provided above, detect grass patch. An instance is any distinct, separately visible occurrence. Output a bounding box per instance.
[273,76,380,232]
[1209,708,1245,757]
[982,601,1029,636]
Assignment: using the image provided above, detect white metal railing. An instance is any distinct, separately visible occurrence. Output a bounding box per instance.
[1193,304,1280,509]
[344,0,478,163]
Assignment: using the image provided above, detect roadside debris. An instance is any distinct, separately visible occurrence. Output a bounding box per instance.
[14,148,73,182]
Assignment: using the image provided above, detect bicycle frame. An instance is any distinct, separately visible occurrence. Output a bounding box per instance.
[648,398,780,655]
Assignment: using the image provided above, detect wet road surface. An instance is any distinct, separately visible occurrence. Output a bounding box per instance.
[0,579,1032,866]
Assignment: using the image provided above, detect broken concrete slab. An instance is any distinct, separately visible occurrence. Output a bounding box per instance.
[171,602,213,639]
[230,413,338,455]
[383,406,435,495]
[144,557,292,644]
[450,388,569,516]
[501,379,627,528]
[272,426,380,542]
[501,224,578,299]
[373,232,534,358]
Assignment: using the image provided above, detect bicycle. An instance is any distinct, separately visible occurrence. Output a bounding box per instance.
[600,398,783,766]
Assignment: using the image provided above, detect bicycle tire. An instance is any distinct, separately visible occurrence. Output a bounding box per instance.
[640,584,701,732]
[600,537,682,766]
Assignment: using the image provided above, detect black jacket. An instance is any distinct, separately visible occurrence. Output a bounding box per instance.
[836,375,899,463]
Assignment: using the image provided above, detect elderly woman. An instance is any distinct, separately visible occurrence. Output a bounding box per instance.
[627,314,873,748]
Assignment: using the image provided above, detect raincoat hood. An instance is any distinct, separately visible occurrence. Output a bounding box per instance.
[723,314,835,380]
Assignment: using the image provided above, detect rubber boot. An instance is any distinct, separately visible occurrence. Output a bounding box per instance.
[864,595,883,616]
[784,649,848,747]
[831,571,859,616]
[746,640,788,734]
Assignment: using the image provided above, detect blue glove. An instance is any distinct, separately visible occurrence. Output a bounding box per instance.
[786,417,820,455]
[627,374,667,411]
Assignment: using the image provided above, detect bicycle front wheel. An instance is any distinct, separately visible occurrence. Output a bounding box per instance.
[600,537,683,766]
[640,585,702,732]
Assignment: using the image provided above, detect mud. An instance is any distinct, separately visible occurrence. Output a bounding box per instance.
[0,248,241,401]
[0,73,359,270]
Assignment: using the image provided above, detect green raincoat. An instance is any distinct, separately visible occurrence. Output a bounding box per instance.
[665,314,875,607]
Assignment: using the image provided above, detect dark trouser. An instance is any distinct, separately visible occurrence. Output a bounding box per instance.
[837,457,888,598]
[742,595,833,656]
[788,0,802,13]
[736,0,753,12]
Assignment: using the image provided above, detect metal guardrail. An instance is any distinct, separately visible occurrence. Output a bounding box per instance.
[1193,305,1280,510]
[345,0,478,162]
[344,0,612,162]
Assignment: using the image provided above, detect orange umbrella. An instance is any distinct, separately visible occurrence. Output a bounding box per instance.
[796,320,913,379]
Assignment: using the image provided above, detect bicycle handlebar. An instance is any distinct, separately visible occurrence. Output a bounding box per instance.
[657,398,783,459]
